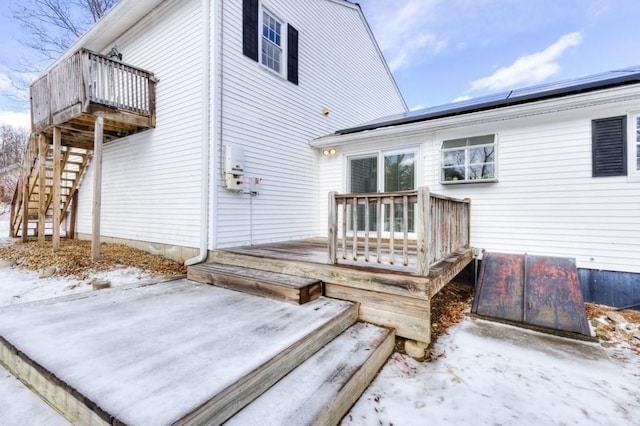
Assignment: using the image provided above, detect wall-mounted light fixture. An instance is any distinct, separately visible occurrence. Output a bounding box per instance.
[107,47,123,61]
[322,148,336,156]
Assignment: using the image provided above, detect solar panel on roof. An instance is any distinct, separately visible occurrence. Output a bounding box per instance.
[336,66,640,135]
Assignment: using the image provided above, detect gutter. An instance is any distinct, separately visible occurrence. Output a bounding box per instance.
[185,0,212,266]
[310,84,640,148]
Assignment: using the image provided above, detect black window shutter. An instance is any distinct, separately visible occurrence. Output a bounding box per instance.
[287,24,299,85]
[242,0,259,62]
[592,116,627,177]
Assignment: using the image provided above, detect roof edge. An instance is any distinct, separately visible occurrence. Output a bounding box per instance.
[336,69,640,135]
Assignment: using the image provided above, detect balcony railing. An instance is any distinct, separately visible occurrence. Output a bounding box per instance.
[328,187,471,276]
[31,49,156,133]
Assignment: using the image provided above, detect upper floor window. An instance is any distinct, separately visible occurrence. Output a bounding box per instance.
[242,0,299,85]
[261,11,282,73]
[441,135,496,183]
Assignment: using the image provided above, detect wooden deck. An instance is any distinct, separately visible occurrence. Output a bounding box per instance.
[205,238,473,345]
[0,279,394,425]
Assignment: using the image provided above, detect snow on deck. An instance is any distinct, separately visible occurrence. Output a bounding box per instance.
[228,322,391,425]
[0,279,354,425]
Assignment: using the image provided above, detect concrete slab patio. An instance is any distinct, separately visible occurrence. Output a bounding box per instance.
[0,279,357,425]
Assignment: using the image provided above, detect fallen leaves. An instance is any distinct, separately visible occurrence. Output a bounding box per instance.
[0,239,186,279]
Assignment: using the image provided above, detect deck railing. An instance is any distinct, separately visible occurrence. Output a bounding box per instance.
[10,135,39,237]
[31,49,156,132]
[328,187,470,276]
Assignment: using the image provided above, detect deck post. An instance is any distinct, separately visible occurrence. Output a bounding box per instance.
[91,113,104,262]
[465,198,471,248]
[328,191,338,264]
[37,134,48,247]
[69,191,78,240]
[52,127,62,252]
[416,186,430,276]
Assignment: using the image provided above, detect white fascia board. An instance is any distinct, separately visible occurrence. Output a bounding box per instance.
[310,84,640,148]
[42,0,165,74]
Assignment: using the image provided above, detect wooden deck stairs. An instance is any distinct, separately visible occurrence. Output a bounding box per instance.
[187,263,322,304]
[0,279,394,425]
[10,136,91,239]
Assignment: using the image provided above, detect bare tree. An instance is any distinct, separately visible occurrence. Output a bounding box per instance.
[4,0,119,107]
[12,0,119,63]
[0,125,29,206]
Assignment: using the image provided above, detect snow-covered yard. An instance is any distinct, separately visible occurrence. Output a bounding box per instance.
[0,212,639,425]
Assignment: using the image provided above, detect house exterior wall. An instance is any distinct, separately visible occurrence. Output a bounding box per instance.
[214,0,406,248]
[317,86,640,275]
[77,0,206,251]
[75,0,405,256]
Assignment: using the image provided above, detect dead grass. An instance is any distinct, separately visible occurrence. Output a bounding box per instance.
[0,238,186,279]
[586,303,640,323]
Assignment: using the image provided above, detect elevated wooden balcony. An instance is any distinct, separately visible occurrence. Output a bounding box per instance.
[30,48,156,148]
[12,49,156,260]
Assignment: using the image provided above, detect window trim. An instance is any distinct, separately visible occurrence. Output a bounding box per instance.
[259,8,286,77]
[628,111,640,182]
[344,147,421,236]
[344,146,421,194]
[440,134,498,185]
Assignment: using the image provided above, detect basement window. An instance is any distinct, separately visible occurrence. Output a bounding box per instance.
[441,135,497,183]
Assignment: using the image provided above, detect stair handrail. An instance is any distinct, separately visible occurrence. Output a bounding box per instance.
[10,134,39,237]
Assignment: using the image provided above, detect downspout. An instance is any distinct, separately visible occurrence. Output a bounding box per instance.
[185,0,212,266]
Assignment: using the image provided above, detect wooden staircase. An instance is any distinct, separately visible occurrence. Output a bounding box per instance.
[0,279,394,425]
[10,135,91,239]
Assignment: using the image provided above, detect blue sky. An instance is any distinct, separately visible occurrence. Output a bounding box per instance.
[1,0,640,125]
[358,0,640,110]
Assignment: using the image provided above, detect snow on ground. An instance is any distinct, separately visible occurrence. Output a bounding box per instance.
[1,212,639,425]
[344,317,640,425]
[0,368,70,426]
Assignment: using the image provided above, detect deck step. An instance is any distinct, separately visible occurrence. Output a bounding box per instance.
[226,322,395,426]
[0,280,358,425]
[188,263,322,305]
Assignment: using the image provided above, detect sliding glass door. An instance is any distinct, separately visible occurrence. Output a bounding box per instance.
[347,149,417,234]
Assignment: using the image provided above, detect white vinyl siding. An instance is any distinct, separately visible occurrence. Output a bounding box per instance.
[77,0,204,249]
[216,0,406,248]
[317,88,640,274]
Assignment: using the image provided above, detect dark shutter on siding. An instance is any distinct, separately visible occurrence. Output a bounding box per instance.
[592,116,627,177]
[242,0,259,62]
[287,24,299,85]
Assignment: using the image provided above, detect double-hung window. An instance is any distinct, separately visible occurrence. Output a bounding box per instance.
[261,10,282,73]
[441,135,496,183]
[242,0,299,85]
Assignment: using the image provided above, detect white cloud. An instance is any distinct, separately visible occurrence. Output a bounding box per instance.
[469,32,583,92]
[453,95,472,103]
[409,103,427,111]
[0,111,30,129]
[363,0,446,72]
